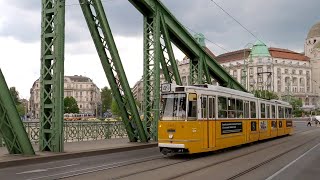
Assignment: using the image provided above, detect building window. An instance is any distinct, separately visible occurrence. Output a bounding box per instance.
[285,69,288,74]
[299,70,303,75]
[267,66,271,73]
[258,76,263,83]
[277,68,281,74]
[233,70,237,78]
[292,69,296,74]
[249,68,253,75]
[258,67,263,73]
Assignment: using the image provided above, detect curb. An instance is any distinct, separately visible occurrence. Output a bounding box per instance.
[0,143,158,169]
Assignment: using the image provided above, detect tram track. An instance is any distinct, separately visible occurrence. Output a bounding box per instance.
[105,128,317,180]
[163,128,319,180]
[58,127,314,180]
[226,135,320,180]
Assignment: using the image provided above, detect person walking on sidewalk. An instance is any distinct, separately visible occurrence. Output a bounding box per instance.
[307,116,312,126]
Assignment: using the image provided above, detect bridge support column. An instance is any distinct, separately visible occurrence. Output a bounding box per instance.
[39,0,65,152]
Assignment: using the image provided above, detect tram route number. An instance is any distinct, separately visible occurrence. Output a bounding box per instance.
[221,122,243,135]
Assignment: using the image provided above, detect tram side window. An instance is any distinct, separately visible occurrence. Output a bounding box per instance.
[188,93,197,119]
[244,101,250,118]
[201,96,207,119]
[208,97,215,119]
[271,105,276,118]
[250,101,257,118]
[218,97,227,118]
[288,108,292,118]
[236,99,244,118]
[278,106,284,118]
[260,103,266,118]
[228,98,236,118]
[266,104,270,118]
[285,108,292,118]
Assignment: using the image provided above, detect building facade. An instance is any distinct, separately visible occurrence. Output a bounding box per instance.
[215,41,317,106]
[132,22,320,108]
[29,75,101,119]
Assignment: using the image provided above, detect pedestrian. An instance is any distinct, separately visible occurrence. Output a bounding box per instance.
[307,116,312,126]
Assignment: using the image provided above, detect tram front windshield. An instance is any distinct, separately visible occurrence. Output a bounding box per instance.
[161,93,186,120]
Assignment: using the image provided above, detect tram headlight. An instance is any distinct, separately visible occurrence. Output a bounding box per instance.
[169,134,174,139]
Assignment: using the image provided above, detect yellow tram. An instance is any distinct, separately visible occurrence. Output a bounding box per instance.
[158,83,293,155]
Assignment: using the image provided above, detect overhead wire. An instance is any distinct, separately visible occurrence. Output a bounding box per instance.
[209,0,263,43]
[185,26,230,53]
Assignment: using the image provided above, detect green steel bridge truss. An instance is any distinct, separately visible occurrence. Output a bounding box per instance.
[0,0,246,153]
[0,69,35,155]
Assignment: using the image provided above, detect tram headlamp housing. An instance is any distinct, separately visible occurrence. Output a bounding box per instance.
[169,134,174,139]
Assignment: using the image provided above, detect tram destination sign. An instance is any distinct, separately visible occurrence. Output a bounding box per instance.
[221,122,243,135]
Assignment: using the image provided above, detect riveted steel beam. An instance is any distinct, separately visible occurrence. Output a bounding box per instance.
[129,0,246,91]
[0,69,35,155]
[39,0,65,152]
[79,0,147,142]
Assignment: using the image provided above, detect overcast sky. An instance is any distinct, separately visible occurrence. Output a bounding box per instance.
[0,0,319,99]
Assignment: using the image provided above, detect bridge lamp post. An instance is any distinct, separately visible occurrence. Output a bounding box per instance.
[242,43,254,90]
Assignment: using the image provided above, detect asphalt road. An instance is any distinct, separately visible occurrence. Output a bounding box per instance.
[0,121,319,180]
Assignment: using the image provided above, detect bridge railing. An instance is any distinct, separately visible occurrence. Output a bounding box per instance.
[1,121,128,146]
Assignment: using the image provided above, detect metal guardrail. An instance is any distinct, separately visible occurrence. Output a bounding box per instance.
[1,121,128,146]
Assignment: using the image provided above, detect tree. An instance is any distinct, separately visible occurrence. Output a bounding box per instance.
[289,97,303,117]
[111,99,121,117]
[64,96,79,113]
[101,86,112,113]
[16,104,25,117]
[253,90,279,100]
[9,87,20,105]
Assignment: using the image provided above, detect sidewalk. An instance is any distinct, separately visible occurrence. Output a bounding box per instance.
[0,138,157,168]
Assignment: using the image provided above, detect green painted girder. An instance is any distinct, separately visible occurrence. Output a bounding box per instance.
[0,69,35,155]
[39,0,65,152]
[129,0,246,92]
[143,12,161,140]
[79,0,147,142]
[159,13,182,85]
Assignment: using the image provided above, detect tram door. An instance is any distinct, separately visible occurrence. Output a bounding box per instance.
[201,96,215,149]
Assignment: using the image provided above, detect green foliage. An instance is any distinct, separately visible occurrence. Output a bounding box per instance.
[252,90,279,100]
[101,86,112,112]
[16,104,25,117]
[64,96,79,113]
[111,99,121,117]
[289,97,303,117]
[9,87,20,105]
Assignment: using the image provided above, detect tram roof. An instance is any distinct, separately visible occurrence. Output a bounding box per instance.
[186,84,255,98]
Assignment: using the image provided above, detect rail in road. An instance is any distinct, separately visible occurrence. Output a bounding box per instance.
[2,122,318,180]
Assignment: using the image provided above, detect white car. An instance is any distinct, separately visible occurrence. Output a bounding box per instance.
[313,116,320,122]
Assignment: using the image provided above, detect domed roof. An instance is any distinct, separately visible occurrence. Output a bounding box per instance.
[250,40,271,57]
[307,22,320,39]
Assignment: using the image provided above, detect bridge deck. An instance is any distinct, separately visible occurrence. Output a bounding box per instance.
[0,138,156,168]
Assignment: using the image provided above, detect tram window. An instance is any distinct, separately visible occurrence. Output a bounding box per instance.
[285,108,292,118]
[288,108,292,118]
[271,105,276,118]
[208,97,215,119]
[218,97,227,118]
[250,102,257,118]
[161,93,186,120]
[236,99,244,118]
[244,101,250,118]
[266,105,270,118]
[188,93,197,120]
[228,98,236,118]
[201,96,207,119]
[278,106,284,118]
[260,103,266,118]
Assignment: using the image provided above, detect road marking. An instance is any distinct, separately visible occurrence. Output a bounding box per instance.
[16,164,79,175]
[26,155,162,180]
[265,141,320,180]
